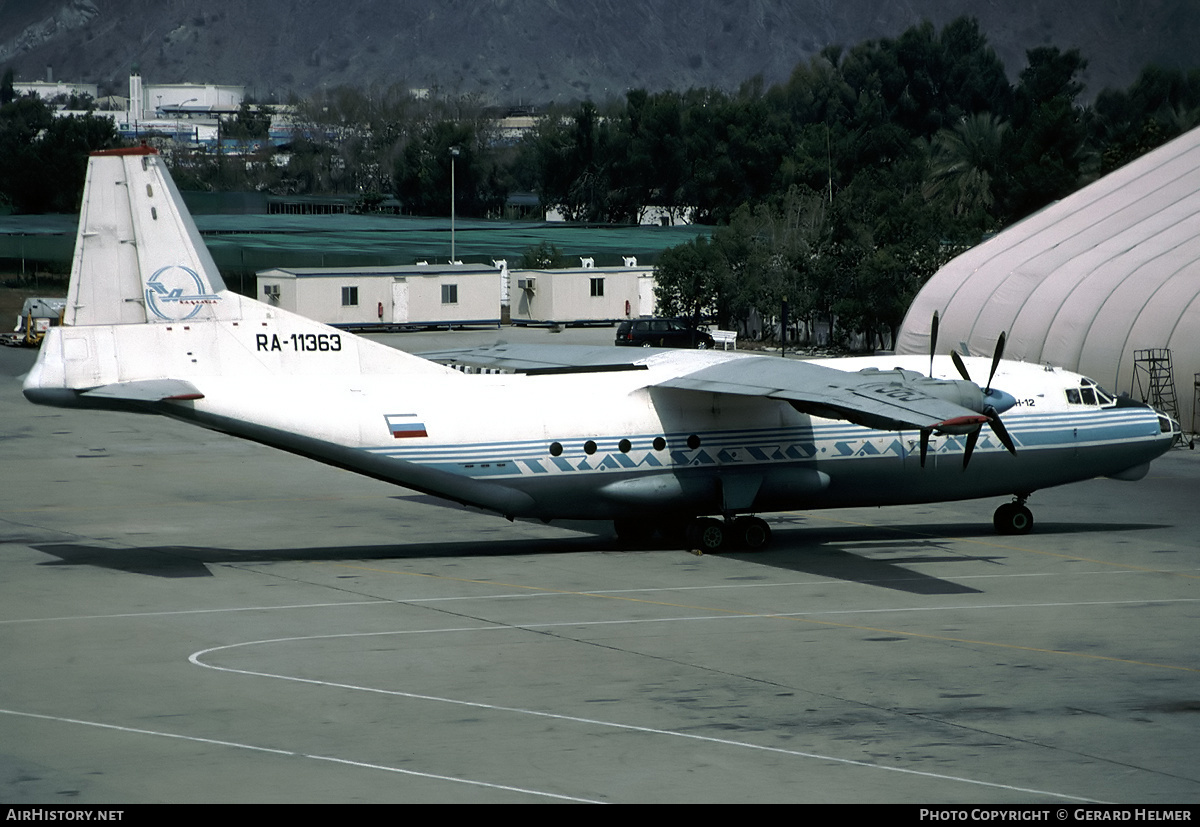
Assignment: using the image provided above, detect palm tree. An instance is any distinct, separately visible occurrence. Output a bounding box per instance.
[924,112,1008,234]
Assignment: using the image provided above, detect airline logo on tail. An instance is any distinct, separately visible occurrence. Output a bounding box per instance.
[145,265,220,321]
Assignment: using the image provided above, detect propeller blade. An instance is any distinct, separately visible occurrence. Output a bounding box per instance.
[962,427,981,469]
[987,408,1018,456]
[951,349,971,382]
[920,318,1014,471]
[929,311,939,377]
[986,331,1006,393]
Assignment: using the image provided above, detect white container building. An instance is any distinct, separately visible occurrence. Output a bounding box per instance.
[509,258,656,325]
[256,264,503,328]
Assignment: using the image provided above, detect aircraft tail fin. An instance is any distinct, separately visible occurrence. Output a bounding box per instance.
[25,147,457,406]
[66,146,228,326]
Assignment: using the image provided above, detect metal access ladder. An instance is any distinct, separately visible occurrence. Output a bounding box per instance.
[1132,348,1181,420]
[1192,373,1200,448]
[1132,349,1191,446]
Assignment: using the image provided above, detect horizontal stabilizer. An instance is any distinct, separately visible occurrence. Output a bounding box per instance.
[81,378,204,402]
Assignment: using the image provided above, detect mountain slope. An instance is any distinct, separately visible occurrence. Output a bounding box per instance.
[2,0,1198,103]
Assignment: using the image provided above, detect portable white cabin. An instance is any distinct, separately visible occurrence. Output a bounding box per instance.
[509,261,656,324]
[257,264,502,327]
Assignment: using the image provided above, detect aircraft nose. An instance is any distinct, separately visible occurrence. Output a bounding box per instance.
[984,388,1018,414]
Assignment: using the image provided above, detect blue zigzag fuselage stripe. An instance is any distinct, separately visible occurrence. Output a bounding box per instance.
[359,409,1160,480]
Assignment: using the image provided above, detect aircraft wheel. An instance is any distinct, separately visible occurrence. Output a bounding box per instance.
[994,502,1034,535]
[687,517,726,552]
[733,516,771,550]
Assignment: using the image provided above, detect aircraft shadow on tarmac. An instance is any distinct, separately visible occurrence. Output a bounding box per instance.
[28,518,1166,595]
[748,519,1171,594]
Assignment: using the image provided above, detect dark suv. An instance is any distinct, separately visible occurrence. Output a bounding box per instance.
[615,318,714,349]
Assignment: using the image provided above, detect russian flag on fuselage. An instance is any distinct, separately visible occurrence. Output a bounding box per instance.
[384,413,428,439]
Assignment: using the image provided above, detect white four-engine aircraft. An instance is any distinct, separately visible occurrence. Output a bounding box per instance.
[23,148,1181,550]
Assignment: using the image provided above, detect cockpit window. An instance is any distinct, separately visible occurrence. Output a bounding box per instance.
[1066,379,1117,407]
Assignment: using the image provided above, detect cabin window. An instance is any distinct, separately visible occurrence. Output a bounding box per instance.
[441,284,458,304]
[341,286,358,307]
[590,277,605,297]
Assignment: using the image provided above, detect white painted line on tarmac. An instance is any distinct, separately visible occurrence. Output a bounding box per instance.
[188,632,1106,803]
[3,591,1199,626]
[0,707,605,804]
[0,600,391,624]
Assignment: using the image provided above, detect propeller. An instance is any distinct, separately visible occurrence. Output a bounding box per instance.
[919,312,939,467]
[922,314,1018,469]
[955,331,1017,468]
[929,310,939,378]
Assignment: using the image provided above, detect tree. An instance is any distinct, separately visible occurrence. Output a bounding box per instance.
[223,101,271,141]
[937,16,1013,123]
[1089,66,1200,174]
[1003,47,1088,221]
[925,112,1009,234]
[653,235,726,325]
[520,241,567,269]
[393,119,505,217]
[526,99,634,223]
[1,67,14,106]
[0,94,120,213]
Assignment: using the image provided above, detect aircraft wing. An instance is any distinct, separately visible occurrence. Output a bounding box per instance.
[417,343,658,374]
[655,356,985,431]
[421,344,987,432]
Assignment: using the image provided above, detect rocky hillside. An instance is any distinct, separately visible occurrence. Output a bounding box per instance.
[2,0,1198,104]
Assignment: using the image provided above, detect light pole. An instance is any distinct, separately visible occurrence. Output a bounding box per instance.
[450,146,460,262]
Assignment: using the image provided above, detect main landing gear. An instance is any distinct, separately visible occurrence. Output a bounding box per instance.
[993,496,1034,535]
[686,516,772,552]
[613,515,773,551]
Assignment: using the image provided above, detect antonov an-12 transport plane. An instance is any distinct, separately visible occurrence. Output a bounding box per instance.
[23,148,1181,550]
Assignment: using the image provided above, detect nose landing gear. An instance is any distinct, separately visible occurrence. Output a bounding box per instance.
[994,496,1033,535]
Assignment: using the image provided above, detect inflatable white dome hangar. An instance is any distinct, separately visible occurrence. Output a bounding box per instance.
[896,126,1200,435]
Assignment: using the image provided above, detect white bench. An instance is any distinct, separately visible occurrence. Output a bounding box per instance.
[711,329,737,350]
